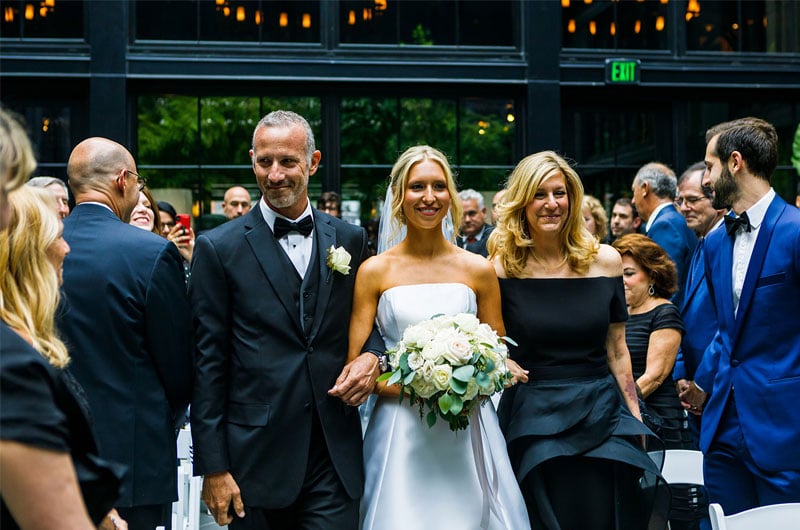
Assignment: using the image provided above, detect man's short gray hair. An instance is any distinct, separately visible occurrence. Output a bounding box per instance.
[634,162,677,200]
[252,110,315,166]
[458,188,484,209]
[27,176,68,193]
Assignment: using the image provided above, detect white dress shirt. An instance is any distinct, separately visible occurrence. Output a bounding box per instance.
[732,188,775,315]
[259,198,314,278]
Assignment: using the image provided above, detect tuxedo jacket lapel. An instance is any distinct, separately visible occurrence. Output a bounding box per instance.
[244,210,304,335]
[682,242,704,312]
[734,198,784,337]
[307,214,336,343]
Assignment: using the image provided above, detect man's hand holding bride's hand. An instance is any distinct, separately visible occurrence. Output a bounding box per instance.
[202,471,245,526]
[329,353,379,406]
[505,359,529,387]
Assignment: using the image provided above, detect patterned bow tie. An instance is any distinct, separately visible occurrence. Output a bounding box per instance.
[273,216,314,239]
[724,211,751,237]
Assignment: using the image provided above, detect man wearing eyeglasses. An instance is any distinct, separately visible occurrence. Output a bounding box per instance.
[456,188,494,257]
[673,161,726,449]
[57,137,193,530]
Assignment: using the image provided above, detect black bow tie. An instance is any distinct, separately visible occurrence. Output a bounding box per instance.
[724,211,752,237]
[273,216,314,239]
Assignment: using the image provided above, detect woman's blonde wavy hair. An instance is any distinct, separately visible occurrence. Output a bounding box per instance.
[0,186,70,368]
[386,145,461,241]
[488,151,598,278]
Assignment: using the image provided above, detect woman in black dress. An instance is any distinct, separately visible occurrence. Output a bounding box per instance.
[488,151,668,530]
[612,233,692,449]
[0,184,124,529]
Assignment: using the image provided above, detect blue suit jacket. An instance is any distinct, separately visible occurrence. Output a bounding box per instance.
[694,195,800,472]
[674,232,721,382]
[58,204,194,506]
[647,204,697,307]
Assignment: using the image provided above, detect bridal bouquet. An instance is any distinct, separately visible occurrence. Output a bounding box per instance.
[377,312,513,432]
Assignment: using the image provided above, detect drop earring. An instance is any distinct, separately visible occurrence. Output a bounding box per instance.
[648,284,655,296]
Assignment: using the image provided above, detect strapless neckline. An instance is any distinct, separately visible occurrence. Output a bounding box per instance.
[380,282,476,299]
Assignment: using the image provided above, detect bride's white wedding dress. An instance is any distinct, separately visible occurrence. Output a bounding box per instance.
[360,283,530,530]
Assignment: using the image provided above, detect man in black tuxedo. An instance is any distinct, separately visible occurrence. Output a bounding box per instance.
[190,110,384,529]
[58,137,194,529]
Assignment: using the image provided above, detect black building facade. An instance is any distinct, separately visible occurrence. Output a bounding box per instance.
[2,0,799,221]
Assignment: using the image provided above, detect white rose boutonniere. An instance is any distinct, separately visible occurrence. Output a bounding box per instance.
[327,245,351,275]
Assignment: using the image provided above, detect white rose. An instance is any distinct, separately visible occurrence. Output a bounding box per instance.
[454,313,480,333]
[442,334,474,365]
[407,351,423,371]
[476,323,499,344]
[420,341,442,362]
[418,359,436,381]
[403,325,434,347]
[431,364,453,391]
[326,246,351,275]
[412,378,438,399]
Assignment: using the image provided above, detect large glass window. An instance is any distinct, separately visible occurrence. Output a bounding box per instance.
[135,1,320,43]
[686,0,799,53]
[562,0,668,50]
[340,96,516,224]
[685,100,800,200]
[0,0,83,39]
[340,0,514,46]
[561,103,663,206]
[137,95,321,218]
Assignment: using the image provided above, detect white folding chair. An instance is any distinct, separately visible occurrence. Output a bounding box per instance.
[709,502,800,530]
[661,449,704,485]
[661,450,706,529]
[172,426,202,530]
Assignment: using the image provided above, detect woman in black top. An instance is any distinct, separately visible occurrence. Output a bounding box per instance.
[613,233,693,450]
[489,151,668,530]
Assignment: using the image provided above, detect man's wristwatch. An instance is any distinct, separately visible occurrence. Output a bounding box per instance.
[369,350,389,373]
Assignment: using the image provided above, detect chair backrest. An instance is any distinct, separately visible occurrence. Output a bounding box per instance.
[661,449,704,485]
[709,502,800,530]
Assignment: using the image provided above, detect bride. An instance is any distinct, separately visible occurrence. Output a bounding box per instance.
[346,145,530,530]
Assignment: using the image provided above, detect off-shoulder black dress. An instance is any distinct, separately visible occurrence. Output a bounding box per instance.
[498,276,669,530]
[0,322,123,529]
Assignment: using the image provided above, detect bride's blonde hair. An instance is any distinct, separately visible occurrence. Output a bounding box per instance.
[0,186,70,368]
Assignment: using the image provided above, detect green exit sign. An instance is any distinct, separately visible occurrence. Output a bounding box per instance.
[605,59,641,84]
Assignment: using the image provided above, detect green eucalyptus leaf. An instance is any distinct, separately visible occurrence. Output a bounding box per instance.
[449,394,464,415]
[450,378,468,395]
[452,365,475,382]
[387,370,402,386]
[403,371,416,385]
[426,411,437,428]
[438,393,453,414]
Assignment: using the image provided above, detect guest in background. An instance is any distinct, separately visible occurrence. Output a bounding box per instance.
[1,186,125,529]
[157,200,194,269]
[26,176,70,219]
[491,188,506,225]
[489,151,667,529]
[317,190,341,218]
[612,234,692,450]
[582,194,609,242]
[221,185,252,220]
[673,162,726,448]
[58,137,193,530]
[631,162,697,306]
[457,188,493,257]
[609,197,642,242]
[129,187,162,235]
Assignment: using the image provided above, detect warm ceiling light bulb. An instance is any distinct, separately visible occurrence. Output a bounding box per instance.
[236,6,245,22]
[635,19,641,33]
[655,16,665,31]
[610,21,616,35]
[589,20,596,35]
[279,12,288,27]
[348,10,355,25]
[567,19,576,33]
[302,13,311,28]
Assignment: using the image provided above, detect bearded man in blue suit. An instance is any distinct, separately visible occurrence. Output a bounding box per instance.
[682,117,800,514]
